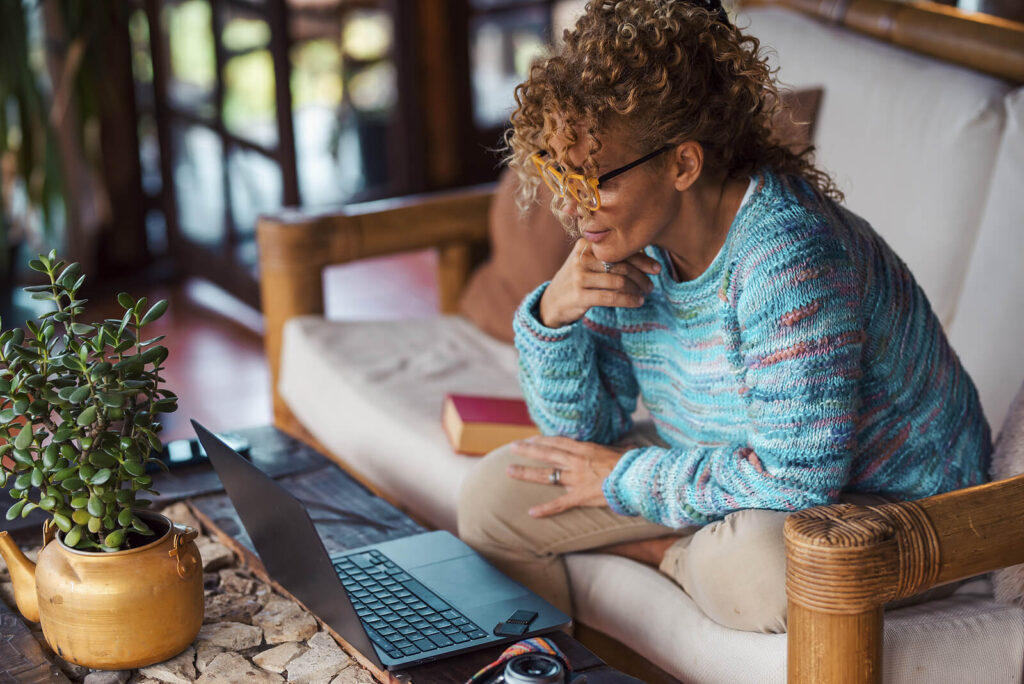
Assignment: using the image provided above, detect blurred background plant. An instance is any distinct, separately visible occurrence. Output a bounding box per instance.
[0,0,64,294]
[0,251,176,552]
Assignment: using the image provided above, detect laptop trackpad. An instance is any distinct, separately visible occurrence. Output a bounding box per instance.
[414,556,527,608]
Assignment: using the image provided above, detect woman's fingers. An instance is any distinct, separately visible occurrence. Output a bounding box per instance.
[579,270,646,296]
[506,463,567,485]
[624,251,663,275]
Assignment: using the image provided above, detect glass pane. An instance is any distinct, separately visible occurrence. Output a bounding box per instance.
[227,148,281,237]
[129,9,154,85]
[291,29,355,206]
[343,10,395,191]
[163,0,217,119]
[470,8,548,128]
[172,124,224,245]
[221,9,278,147]
[138,113,162,196]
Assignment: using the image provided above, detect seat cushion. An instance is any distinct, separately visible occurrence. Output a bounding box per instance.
[740,7,1010,329]
[568,554,1024,683]
[280,314,1024,682]
[279,315,522,531]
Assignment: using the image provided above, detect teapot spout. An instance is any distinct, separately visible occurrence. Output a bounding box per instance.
[0,531,39,622]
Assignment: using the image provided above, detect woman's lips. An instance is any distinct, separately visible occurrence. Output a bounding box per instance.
[583,229,611,243]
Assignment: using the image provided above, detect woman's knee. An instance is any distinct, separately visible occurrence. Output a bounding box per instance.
[664,508,790,633]
[456,443,532,551]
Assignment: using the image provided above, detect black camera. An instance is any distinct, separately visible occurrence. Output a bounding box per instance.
[490,653,565,684]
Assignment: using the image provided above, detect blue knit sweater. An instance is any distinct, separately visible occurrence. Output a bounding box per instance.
[513,170,991,528]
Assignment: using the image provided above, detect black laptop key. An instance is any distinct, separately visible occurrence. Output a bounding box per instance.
[350,553,376,569]
[411,637,433,652]
[427,632,454,648]
[364,625,393,649]
[466,629,488,639]
[452,617,470,626]
[400,579,450,612]
[402,646,421,656]
[450,631,470,643]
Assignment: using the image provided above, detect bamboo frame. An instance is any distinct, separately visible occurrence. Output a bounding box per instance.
[786,476,1024,683]
[741,0,1024,84]
[256,184,493,435]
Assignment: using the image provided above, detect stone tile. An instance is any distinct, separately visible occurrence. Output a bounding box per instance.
[219,569,256,595]
[195,538,235,572]
[54,655,91,679]
[252,642,308,674]
[330,666,375,684]
[195,653,284,684]
[203,573,221,592]
[84,670,131,684]
[159,502,203,532]
[253,583,275,606]
[195,622,263,651]
[285,632,352,684]
[194,643,224,674]
[0,581,14,608]
[252,598,318,644]
[203,592,263,624]
[138,646,197,684]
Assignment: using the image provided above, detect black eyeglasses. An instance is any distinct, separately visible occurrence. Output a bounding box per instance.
[530,145,671,210]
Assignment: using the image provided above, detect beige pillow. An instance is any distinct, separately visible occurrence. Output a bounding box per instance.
[458,171,572,343]
[991,379,1024,606]
[457,88,825,343]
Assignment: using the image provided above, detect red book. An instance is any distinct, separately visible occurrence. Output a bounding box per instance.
[442,394,540,456]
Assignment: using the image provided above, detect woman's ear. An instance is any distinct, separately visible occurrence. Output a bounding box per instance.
[672,141,704,192]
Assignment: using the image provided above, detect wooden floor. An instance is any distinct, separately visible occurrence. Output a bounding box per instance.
[86,249,441,442]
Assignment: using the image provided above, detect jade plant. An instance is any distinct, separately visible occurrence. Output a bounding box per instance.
[0,251,177,551]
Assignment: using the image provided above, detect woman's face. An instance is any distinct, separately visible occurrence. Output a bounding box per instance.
[548,126,682,264]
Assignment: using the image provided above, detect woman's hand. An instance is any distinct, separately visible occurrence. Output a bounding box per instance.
[538,239,661,328]
[506,436,630,517]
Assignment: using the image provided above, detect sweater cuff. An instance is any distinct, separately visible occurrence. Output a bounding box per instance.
[513,283,586,358]
[602,448,646,516]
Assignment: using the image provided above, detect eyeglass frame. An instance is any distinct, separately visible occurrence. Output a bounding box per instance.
[530,144,671,211]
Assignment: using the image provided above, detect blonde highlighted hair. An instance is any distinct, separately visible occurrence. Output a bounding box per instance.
[505,0,840,216]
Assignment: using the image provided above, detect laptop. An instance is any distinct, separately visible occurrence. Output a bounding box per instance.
[192,420,570,671]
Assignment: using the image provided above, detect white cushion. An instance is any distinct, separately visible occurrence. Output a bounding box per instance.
[739,7,1010,328]
[280,315,1024,682]
[279,315,521,531]
[568,555,1024,683]
[948,88,1024,429]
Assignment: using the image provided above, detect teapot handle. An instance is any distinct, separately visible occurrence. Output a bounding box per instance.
[169,523,200,580]
[42,518,58,547]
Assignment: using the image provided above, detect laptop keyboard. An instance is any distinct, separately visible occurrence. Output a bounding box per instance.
[334,549,490,660]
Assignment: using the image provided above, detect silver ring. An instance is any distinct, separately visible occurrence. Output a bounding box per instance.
[603,261,614,273]
[548,468,562,485]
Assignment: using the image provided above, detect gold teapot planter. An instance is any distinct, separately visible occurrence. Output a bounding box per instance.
[0,512,204,670]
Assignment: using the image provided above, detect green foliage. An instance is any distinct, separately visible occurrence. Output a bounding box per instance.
[0,251,176,552]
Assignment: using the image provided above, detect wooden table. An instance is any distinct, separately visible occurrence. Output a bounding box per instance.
[187,426,643,683]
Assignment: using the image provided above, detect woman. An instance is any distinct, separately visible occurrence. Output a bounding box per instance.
[457,0,990,633]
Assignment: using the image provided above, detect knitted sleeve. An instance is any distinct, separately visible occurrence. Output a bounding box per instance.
[603,228,864,527]
[513,283,639,443]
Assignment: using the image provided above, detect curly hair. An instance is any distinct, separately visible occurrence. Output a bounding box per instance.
[505,0,840,221]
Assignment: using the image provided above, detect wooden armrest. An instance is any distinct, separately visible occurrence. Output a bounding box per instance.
[784,473,1024,683]
[256,184,494,428]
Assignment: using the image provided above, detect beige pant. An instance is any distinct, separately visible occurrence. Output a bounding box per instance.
[457,441,792,633]
[457,440,954,634]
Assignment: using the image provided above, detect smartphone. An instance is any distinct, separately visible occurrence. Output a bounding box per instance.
[146,433,251,472]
